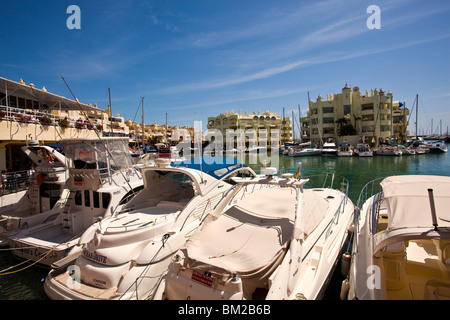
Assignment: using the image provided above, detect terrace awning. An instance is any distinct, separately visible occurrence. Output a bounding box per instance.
[0,76,98,111]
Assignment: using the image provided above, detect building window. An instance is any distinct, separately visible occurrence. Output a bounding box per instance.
[362,103,374,111]
[362,126,374,133]
[343,105,351,116]
[323,107,334,113]
[323,117,334,124]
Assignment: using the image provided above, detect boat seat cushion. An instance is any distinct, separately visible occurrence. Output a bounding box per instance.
[424,279,450,300]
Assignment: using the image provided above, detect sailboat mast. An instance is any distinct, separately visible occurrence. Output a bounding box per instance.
[415,94,418,140]
[292,110,295,142]
[282,107,285,145]
[298,105,302,142]
[108,88,112,134]
[141,97,144,144]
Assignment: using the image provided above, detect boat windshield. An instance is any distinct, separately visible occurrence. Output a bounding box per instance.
[127,170,196,211]
[175,156,248,180]
[64,139,133,173]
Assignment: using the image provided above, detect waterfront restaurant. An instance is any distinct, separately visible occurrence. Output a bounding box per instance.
[0,76,100,172]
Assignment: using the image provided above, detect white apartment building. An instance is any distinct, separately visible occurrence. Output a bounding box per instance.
[302,83,409,146]
[207,109,293,147]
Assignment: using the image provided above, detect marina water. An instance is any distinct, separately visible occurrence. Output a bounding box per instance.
[1,147,449,300]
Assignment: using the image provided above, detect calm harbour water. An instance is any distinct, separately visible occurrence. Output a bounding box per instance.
[1,146,449,300]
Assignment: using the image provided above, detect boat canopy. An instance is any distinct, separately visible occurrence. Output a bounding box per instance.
[380,175,450,230]
[174,157,245,180]
[176,187,329,299]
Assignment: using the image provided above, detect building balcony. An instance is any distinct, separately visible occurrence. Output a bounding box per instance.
[361,109,374,116]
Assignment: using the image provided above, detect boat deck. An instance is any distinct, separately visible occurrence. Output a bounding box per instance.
[12,224,74,247]
[52,269,119,300]
[384,239,450,300]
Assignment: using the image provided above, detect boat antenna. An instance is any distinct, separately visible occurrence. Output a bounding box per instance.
[60,75,135,192]
[427,188,439,231]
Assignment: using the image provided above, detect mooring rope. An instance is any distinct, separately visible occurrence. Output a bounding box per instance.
[0,246,57,276]
[0,231,83,276]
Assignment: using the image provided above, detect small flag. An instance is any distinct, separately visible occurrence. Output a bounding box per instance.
[295,162,302,179]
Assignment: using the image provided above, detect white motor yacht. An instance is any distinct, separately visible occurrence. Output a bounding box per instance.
[426,141,448,153]
[44,157,257,300]
[8,138,143,267]
[322,141,338,157]
[288,142,321,157]
[342,175,450,300]
[337,143,353,157]
[397,145,416,155]
[0,144,70,243]
[374,146,402,156]
[354,144,373,157]
[159,167,355,300]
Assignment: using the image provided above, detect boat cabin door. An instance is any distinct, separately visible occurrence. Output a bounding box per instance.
[74,190,111,229]
[39,183,62,213]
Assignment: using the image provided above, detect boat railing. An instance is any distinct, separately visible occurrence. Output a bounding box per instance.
[352,177,384,254]
[370,189,385,235]
[302,173,350,196]
[104,212,177,234]
[0,169,32,196]
[302,173,351,240]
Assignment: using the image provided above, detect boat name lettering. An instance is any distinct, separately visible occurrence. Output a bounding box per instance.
[83,249,107,264]
[12,243,49,259]
[93,278,107,286]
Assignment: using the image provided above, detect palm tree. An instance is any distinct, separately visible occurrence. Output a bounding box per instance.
[336,117,357,136]
[353,114,361,133]
[335,118,348,129]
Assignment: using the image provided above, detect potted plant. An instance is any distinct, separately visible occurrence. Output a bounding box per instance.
[75,121,85,129]
[41,115,52,125]
[59,118,69,128]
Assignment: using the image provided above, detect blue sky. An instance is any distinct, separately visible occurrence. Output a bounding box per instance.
[1,0,449,136]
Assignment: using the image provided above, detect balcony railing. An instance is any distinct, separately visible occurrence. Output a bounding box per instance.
[1,169,32,196]
[0,105,103,131]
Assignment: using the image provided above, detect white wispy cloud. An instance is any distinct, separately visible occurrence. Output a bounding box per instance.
[155,60,310,94]
[153,30,450,96]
